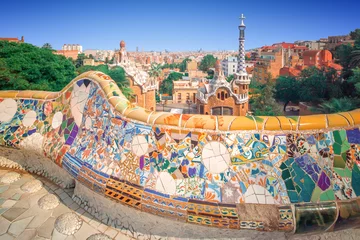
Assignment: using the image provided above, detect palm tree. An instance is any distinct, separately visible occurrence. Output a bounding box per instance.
[310,98,359,114]
[42,43,53,50]
[350,50,360,68]
[148,63,162,80]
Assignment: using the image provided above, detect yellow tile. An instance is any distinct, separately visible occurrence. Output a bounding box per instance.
[114,101,130,114]
[183,115,217,130]
[298,115,327,130]
[277,116,293,131]
[0,91,19,98]
[229,117,257,130]
[154,113,181,127]
[45,92,60,100]
[263,117,281,131]
[16,91,37,98]
[327,114,350,128]
[31,91,51,99]
[338,112,356,126]
[126,109,152,123]
[217,116,236,131]
[348,110,360,125]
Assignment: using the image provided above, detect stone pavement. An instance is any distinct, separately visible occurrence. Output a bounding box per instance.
[1,168,360,240]
[0,168,131,240]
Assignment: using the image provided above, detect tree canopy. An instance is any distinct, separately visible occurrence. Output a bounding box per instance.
[274,76,300,111]
[199,55,217,72]
[0,41,76,91]
[159,72,184,96]
[250,83,282,116]
[77,64,132,98]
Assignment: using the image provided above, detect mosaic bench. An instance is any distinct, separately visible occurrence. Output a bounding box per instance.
[1,71,360,234]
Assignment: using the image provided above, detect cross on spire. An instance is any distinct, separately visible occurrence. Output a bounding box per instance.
[240,14,246,27]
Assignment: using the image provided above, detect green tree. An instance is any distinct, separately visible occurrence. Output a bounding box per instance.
[159,72,184,95]
[42,43,53,50]
[226,74,234,82]
[149,63,162,79]
[0,41,76,91]
[250,83,282,116]
[199,55,217,72]
[298,67,327,102]
[310,98,359,113]
[274,76,300,111]
[350,50,360,68]
[88,54,94,59]
[334,44,353,68]
[75,53,86,68]
[178,58,190,72]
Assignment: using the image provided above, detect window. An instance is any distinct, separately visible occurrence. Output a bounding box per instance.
[221,91,225,100]
[217,93,220,99]
[243,85,245,90]
[225,93,228,98]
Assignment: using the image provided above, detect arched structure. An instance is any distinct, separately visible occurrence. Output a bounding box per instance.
[1,71,360,234]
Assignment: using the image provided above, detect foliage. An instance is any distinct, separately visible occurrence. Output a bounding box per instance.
[199,55,217,72]
[250,83,282,116]
[42,43,53,50]
[149,63,162,79]
[226,74,234,82]
[75,53,86,68]
[310,98,359,113]
[334,44,353,68]
[155,91,161,103]
[161,63,179,70]
[298,67,327,102]
[76,65,132,98]
[0,41,76,91]
[274,76,300,111]
[159,72,184,95]
[350,50,360,68]
[178,58,190,72]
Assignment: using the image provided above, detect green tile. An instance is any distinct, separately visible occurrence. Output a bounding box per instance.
[334,156,346,168]
[311,186,322,202]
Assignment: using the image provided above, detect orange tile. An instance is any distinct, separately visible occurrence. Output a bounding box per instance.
[229,117,257,130]
[327,114,350,128]
[263,117,281,131]
[217,116,236,131]
[348,110,360,125]
[298,115,327,130]
[183,115,217,130]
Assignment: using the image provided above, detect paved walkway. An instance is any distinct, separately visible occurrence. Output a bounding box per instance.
[1,168,360,240]
[0,168,131,240]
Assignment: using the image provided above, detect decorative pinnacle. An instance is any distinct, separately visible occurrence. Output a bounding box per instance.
[240,14,246,27]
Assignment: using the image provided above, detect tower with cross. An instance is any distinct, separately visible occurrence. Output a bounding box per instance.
[237,13,247,74]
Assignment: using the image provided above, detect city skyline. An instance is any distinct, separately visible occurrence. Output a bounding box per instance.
[1,0,359,51]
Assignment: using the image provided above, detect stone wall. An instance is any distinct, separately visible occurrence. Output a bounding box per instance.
[1,71,360,235]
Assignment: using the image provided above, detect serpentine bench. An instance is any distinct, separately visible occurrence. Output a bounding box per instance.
[1,71,360,235]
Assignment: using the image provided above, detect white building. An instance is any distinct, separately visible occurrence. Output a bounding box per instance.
[62,44,83,53]
[221,56,238,76]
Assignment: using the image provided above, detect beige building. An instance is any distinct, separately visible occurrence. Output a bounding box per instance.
[173,78,199,104]
[83,59,95,66]
[186,59,198,71]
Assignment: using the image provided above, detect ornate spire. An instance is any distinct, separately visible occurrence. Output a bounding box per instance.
[237,13,247,74]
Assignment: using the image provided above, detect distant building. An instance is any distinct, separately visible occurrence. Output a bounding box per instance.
[279,49,342,77]
[54,50,78,60]
[172,77,199,104]
[196,14,250,116]
[62,44,83,53]
[221,56,238,76]
[83,59,95,66]
[326,35,353,50]
[186,59,198,71]
[0,36,24,43]
[110,40,157,111]
[294,40,327,50]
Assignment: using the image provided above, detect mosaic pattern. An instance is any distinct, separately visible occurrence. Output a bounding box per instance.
[1,71,360,234]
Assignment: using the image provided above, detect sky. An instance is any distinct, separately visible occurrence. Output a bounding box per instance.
[1,0,359,51]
